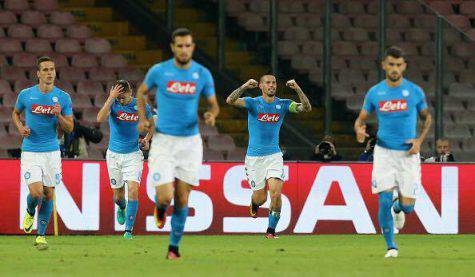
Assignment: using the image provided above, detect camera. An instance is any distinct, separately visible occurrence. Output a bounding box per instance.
[317,141,334,160]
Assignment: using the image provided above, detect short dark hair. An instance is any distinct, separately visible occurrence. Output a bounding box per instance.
[384,46,405,60]
[259,74,276,83]
[171,27,192,43]
[37,56,54,70]
[116,79,131,93]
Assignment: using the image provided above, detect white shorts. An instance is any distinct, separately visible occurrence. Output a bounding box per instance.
[106,149,144,189]
[372,145,421,198]
[21,151,62,187]
[244,152,285,191]
[148,133,202,187]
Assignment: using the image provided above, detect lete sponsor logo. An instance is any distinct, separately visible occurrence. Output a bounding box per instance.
[379,100,408,112]
[258,113,280,123]
[117,111,139,122]
[166,81,196,95]
[31,104,55,115]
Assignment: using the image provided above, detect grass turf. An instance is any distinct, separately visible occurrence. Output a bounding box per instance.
[0,235,474,276]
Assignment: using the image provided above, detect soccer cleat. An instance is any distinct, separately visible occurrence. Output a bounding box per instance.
[117,208,126,225]
[34,236,48,250]
[123,231,133,239]
[166,246,181,260]
[384,248,398,258]
[249,203,258,218]
[265,233,279,239]
[23,211,34,234]
[392,207,405,230]
[154,207,166,229]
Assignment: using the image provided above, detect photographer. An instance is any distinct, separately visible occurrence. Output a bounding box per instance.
[60,120,103,158]
[424,138,455,162]
[359,136,377,162]
[311,135,342,162]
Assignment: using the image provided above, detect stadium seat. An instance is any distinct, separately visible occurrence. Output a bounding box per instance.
[0,133,22,149]
[0,28,5,38]
[46,53,69,68]
[276,14,294,30]
[453,111,475,124]
[85,38,112,54]
[58,67,86,83]
[429,1,454,15]
[50,11,76,26]
[345,95,364,112]
[2,93,18,108]
[388,15,412,29]
[291,55,319,72]
[94,93,108,108]
[118,68,145,82]
[249,0,269,13]
[70,94,93,110]
[89,67,116,82]
[353,15,378,29]
[25,38,53,53]
[101,54,128,69]
[207,134,236,152]
[71,53,99,68]
[7,24,34,39]
[55,39,82,54]
[12,53,37,68]
[342,28,369,42]
[446,15,470,30]
[21,10,47,27]
[295,14,322,28]
[337,69,366,85]
[332,14,352,28]
[33,0,59,12]
[4,0,30,14]
[413,15,436,29]
[203,149,224,161]
[301,41,323,56]
[312,28,341,41]
[37,24,64,40]
[332,83,354,100]
[0,80,13,96]
[405,29,431,42]
[339,1,365,15]
[460,1,475,16]
[226,1,246,17]
[0,11,18,27]
[281,1,305,13]
[67,25,92,41]
[283,27,310,41]
[1,67,27,82]
[461,138,475,151]
[347,57,376,71]
[77,81,104,97]
[332,41,358,56]
[444,30,463,46]
[56,80,75,94]
[359,41,378,56]
[237,13,266,32]
[307,1,323,13]
[395,1,424,15]
[0,55,7,67]
[226,147,246,161]
[81,107,100,125]
[14,80,35,93]
[444,125,472,139]
[199,123,219,138]
[467,100,475,111]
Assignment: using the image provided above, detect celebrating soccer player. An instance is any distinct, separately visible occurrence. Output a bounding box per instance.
[97,80,154,239]
[354,46,432,258]
[136,28,219,259]
[15,56,74,250]
[226,76,311,238]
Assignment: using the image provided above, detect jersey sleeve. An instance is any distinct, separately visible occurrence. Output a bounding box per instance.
[202,68,216,98]
[144,64,160,90]
[283,99,294,114]
[14,90,26,112]
[145,103,153,119]
[61,93,73,116]
[243,97,254,111]
[362,90,375,113]
[415,86,428,112]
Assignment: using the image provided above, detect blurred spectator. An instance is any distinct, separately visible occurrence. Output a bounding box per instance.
[311,135,342,162]
[359,136,377,162]
[281,144,291,160]
[61,120,103,158]
[424,138,455,162]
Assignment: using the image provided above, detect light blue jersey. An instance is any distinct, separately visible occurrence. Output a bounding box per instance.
[108,98,152,154]
[244,96,292,156]
[144,59,215,137]
[363,79,428,151]
[15,85,73,152]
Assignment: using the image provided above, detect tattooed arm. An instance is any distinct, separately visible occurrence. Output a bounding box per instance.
[226,79,258,108]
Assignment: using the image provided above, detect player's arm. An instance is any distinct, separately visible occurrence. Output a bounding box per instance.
[226,79,258,108]
[97,85,122,122]
[203,95,220,127]
[12,108,30,137]
[286,79,312,112]
[354,109,370,143]
[136,82,150,131]
[408,109,432,155]
[139,106,155,151]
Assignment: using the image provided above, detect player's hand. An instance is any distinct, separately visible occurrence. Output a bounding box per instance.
[243,79,258,90]
[286,79,300,90]
[18,125,31,137]
[108,84,122,100]
[52,103,61,116]
[138,119,151,133]
[355,125,369,143]
[139,138,150,151]
[204,111,216,127]
[407,138,422,155]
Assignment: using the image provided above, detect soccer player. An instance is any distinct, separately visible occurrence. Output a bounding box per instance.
[226,76,311,238]
[354,46,432,258]
[96,80,154,239]
[136,28,219,259]
[15,56,74,250]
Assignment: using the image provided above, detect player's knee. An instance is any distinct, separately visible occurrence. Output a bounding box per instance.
[270,190,281,202]
[127,186,139,200]
[43,188,54,200]
[30,188,43,199]
[175,194,189,208]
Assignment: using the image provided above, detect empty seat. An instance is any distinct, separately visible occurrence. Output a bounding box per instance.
[37,24,63,40]
[446,58,466,72]
[283,27,310,41]
[207,134,236,152]
[388,14,411,29]
[460,1,475,15]
[85,38,111,54]
[348,57,376,71]
[14,80,35,92]
[396,1,424,15]
[12,53,37,67]
[0,133,22,149]
[296,14,322,28]
[226,1,246,17]
[94,93,108,108]
[203,149,224,161]
[405,29,431,42]
[453,111,475,124]
[446,15,470,30]
[429,1,454,15]
[21,10,47,27]
[4,0,30,13]
[101,54,128,68]
[0,80,13,96]
[444,125,472,139]
[307,1,323,13]
[66,25,92,40]
[237,13,266,32]
[291,55,319,72]
[77,81,104,96]
[56,80,74,93]
[339,1,365,14]
[59,67,86,82]
[0,38,22,53]
[55,38,82,54]
[332,83,354,100]
[118,68,144,82]
[70,94,92,109]
[444,30,463,46]
[337,69,366,85]
[359,41,378,56]
[8,24,34,39]
[367,1,394,14]
[2,93,18,108]
[226,148,247,161]
[342,28,369,42]
[1,67,27,82]
[452,43,475,58]
[301,41,322,56]
[46,53,69,68]
[71,53,98,68]
[277,14,294,30]
[50,11,75,26]
[282,0,305,13]
[332,14,351,28]
[89,67,116,82]
[332,41,358,56]
[34,0,59,12]
[353,15,378,29]
[249,0,269,13]
[413,15,436,29]
[25,38,53,53]
[449,83,475,98]
[0,11,18,27]
[81,107,100,124]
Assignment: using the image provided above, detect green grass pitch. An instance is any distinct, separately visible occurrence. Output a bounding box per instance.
[1,235,474,276]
